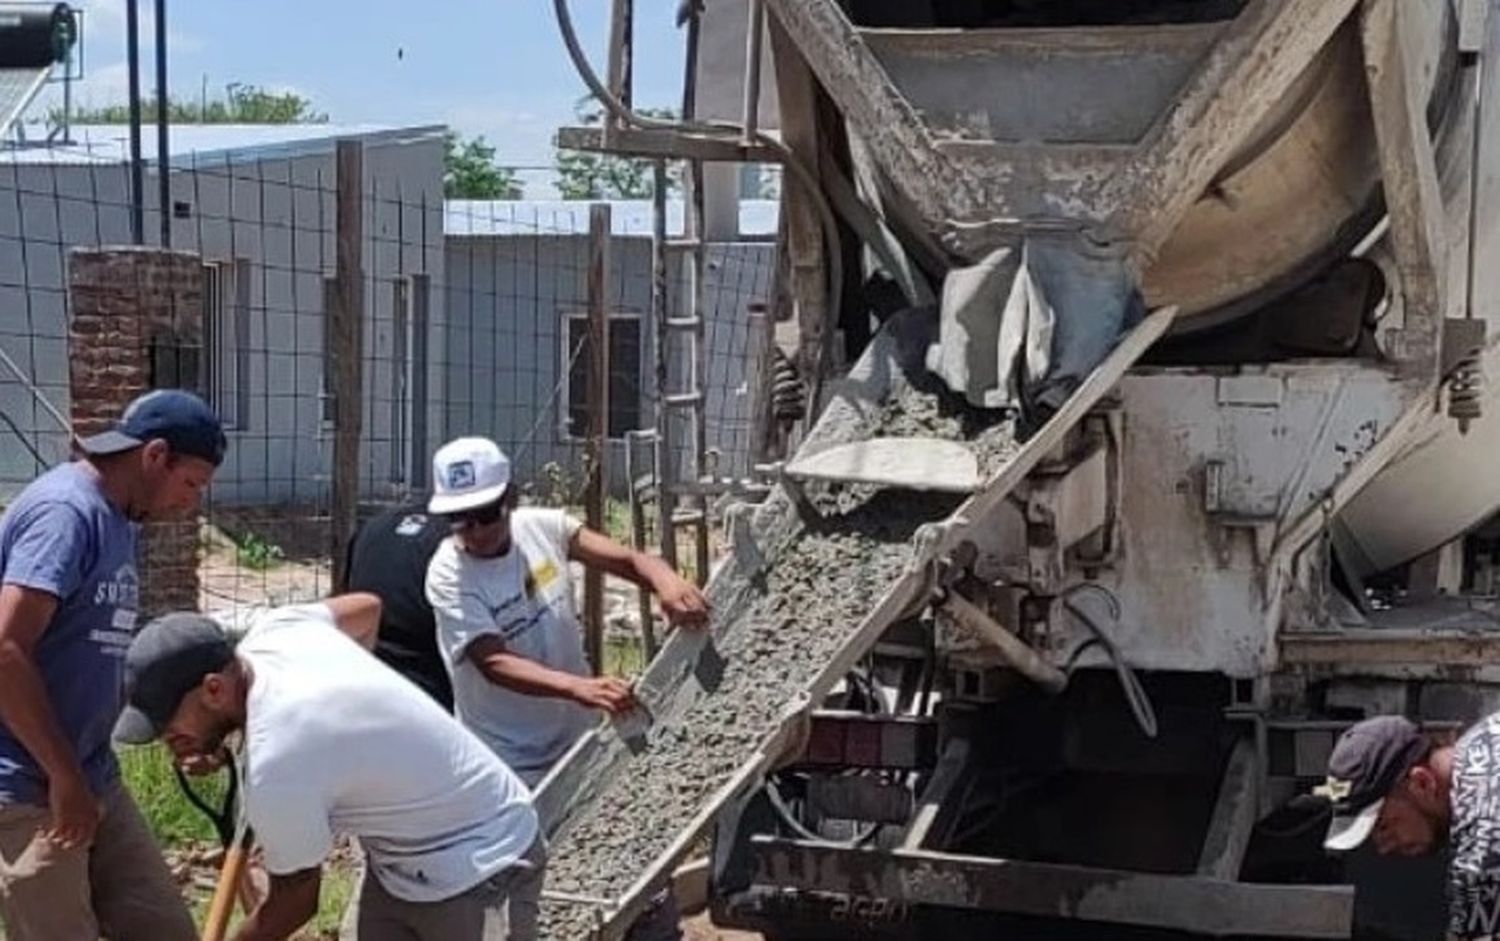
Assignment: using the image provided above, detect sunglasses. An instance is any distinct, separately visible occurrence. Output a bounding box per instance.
[447,500,509,528]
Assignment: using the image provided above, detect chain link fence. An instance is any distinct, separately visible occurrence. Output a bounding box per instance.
[0,138,778,622]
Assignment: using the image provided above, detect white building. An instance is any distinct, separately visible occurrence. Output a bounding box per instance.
[442,199,779,495]
[0,123,447,505]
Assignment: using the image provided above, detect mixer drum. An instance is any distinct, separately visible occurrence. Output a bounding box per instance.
[848,1,1454,330]
[1142,23,1389,331]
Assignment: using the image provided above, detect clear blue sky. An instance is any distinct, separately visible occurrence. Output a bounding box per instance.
[50,0,688,174]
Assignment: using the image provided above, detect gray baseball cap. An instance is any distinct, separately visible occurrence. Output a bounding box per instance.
[114,612,234,745]
[1318,716,1431,852]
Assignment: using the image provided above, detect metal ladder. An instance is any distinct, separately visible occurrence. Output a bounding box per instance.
[651,153,712,589]
[646,0,713,590]
[612,0,779,614]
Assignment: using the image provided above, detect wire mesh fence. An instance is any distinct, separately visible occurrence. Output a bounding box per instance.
[0,138,778,623]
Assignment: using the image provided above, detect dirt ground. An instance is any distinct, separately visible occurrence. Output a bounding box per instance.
[171,832,764,940]
[680,913,765,940]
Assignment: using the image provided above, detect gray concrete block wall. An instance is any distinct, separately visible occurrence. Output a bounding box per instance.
[440,233,776,498]
[0,131,445,508]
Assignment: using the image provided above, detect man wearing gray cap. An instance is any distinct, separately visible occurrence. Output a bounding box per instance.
[118,593,546,941]
[0,388,225,941]
[1318,713,1500,938]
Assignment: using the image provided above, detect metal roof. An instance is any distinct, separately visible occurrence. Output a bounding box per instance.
[444,199,780,239]
[0,122,445,165]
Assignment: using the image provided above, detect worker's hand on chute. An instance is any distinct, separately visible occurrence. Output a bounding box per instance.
[571,676,637,715]
[656,573,709,630]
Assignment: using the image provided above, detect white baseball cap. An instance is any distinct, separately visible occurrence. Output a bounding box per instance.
[429,437,512,515]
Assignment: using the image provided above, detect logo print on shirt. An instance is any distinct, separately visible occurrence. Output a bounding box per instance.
[1447,718,1500,940]
[447,461,476,490]
[530,559,559,594]
[89,563,140,655]
[93,563,140,609]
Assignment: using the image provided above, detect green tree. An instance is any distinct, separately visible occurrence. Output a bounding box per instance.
[444,132,522,199]
[554,100,680,200]
[62,83,327,125]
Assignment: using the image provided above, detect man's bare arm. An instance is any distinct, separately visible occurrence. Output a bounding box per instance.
[0,583,97,847]
[322,592,381,650]
[230,867,321,941]
[569,528,709,628]
[465,634,634,714]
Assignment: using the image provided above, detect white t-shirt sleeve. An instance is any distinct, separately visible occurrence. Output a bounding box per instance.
[247,783,334,875]
[427,546,503,667]
[552,510,585,554]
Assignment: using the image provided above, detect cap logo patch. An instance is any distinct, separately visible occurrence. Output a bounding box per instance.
[1313,777,1353,801]
[447,461,476,489]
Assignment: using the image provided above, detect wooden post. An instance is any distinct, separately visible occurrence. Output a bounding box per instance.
[747,302,777,465]
[605,0,633,125]
[331,140,365,590]
[651,160,678,587]
[584,204,612,674]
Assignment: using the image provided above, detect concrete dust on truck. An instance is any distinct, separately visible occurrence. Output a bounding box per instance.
[537,0,1500,939]
[7,0,1499,939]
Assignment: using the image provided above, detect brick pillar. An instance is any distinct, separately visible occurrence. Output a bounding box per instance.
[68,247,205,617]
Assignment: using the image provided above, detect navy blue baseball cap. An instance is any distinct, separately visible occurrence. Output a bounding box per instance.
[79,390,227,466]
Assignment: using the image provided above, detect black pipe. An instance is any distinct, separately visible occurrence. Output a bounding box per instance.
[125,0,143,244]
[154,0,169,247]
[679,0,699,120]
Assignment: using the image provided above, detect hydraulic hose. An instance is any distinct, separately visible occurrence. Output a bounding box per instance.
[1060,585,1159,740]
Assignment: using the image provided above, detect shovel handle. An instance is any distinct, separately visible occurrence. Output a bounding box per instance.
[201,840,250,941]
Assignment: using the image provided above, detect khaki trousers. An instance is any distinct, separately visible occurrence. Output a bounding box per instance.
[0,781,194,941]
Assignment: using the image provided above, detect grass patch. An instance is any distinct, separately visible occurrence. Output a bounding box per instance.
[234,531,286,571]
[185,860,357,939]
[602,635,646,677]
[309,864,358,936]
[604,499,634,545]
[118,744,226,846]
[563,498,636,546]
[120,743,355,938]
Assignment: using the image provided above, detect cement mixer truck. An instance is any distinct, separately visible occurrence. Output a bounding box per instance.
[534,2,1500,938]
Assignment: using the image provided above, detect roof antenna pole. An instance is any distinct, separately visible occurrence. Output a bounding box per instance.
[125,0,144,244]
[154,0,170,247]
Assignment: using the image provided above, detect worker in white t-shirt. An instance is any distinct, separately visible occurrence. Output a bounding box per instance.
[424,436,710,788]
[115,594,545,941]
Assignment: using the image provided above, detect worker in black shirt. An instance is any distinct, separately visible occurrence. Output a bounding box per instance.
[335,502,457,940]
[339,503,453,711]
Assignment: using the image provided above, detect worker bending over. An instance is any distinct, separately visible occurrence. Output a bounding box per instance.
[117,593,545,941]
[1320,713,1500,937]
[341,501,454,710]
